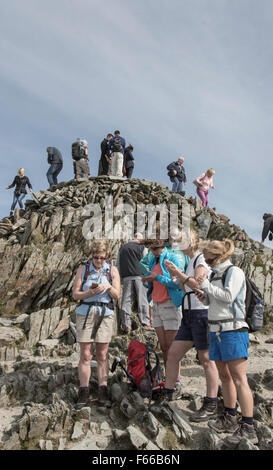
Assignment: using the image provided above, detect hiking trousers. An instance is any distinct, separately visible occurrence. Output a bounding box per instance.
[121,277,151,328]
[109,152,124,177]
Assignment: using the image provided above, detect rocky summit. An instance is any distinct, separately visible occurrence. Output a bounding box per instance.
[0,176,272,451]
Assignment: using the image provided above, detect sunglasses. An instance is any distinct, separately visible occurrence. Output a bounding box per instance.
[151,246,165,251]
[93,256,106,260]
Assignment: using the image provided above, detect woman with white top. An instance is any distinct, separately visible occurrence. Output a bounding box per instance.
[161,229,219,423]
[195,239,258,445]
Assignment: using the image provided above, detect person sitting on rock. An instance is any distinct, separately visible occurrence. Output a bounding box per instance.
[194,168,215,208]
[261,213,273,243]
[73,240,120,408]
[195,239,258,445]
[161,229,219,420]
[6,168,33,216]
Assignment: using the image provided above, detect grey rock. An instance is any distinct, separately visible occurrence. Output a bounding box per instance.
[110,383,123,403]
[0,326,25,346]
[127,425,148,449]
[120,397,137,418]
[71,421,85,441]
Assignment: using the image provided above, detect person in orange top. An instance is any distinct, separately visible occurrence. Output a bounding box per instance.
[142,240,184,374]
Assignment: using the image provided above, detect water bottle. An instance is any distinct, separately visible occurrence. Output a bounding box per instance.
[251,299,264,331]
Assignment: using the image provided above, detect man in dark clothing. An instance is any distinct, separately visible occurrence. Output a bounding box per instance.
[99,133,113,176]
[123,145,135,178]
[116,233,152,332]
[167,157,187,192]
[47,147,63,187]
[261,213,273,243]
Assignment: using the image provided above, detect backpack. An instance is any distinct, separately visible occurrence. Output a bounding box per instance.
[112,137,123,152]
[210,265,264,332]
[111,339,164,404]
[72,141,86,161]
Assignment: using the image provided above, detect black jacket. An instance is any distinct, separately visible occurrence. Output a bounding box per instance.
[124,148,134,169]
[117,241,145,279]
[262,213,273,242]
[8,176,32,195]
[47,147,63,165]
[167,161,187,183]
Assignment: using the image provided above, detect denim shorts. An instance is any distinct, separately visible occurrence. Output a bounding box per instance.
[209,331,249,362]
[175,309,209,351]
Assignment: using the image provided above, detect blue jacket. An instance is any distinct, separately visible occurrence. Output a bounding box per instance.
[109,135,126,154]
[143,248,184,308]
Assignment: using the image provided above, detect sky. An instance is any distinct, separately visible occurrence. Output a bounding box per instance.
[1,0,272,247]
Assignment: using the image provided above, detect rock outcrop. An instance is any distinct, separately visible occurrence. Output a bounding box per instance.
[0,176,272,451]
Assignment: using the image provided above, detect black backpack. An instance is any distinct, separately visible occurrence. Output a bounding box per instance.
[72,141,85,161]
[210,265,264,332]
[112,137,123,152]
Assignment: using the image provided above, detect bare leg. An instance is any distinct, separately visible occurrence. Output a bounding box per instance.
[96,342,110,387]
[227,358,254,417]
[198,349,219,397]
[165,340,193,389]
[78,342,93,386]
[215,360,237,409]
[155,327,178,367]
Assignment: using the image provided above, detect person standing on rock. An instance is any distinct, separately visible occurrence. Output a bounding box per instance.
[73,240,120,408]
[6,168,33,216]
[261,213,273,243]
[116,233,152,333]
[123,145,135,178]
[109,130,126,177]
[193,168,215,208]
[141,239,184,375]
[46,146,63,188]
[167,156,187,192]
[161,229,219,420]
[72,138,90,179]
[99,133,113,176]
[195,239,258,445]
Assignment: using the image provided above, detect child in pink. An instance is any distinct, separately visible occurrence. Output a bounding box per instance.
[195,168,215,208]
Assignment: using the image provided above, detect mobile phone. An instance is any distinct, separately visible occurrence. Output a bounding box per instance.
[194,288,204,295]
[91,282,99,288]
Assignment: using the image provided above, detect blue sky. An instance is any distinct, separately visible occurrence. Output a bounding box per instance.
[1,0,272,246]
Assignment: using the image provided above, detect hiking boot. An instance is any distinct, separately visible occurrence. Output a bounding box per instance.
[76,386,89,408]
[158,385,182,404]
[190,397,217,422]
[208,412,238,433]
[97,385,111,407]
[225,421,258,445]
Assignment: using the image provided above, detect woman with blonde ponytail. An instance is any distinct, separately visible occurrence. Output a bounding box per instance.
[195,239,257,445]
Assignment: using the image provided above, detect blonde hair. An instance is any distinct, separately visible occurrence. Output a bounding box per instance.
[91,240,111,259]
[18,168,24,176]
[203,239,234,264]
[206,168,215,177]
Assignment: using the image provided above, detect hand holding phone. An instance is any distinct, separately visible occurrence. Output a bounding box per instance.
[91,282,99,288]
[194,288,205,295]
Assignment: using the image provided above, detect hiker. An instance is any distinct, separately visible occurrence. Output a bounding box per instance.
[72,240,120,407]
[6,168,33,216]
[46,146,63,188]
[116,233,152,333]
[72,138,90,179]
[123,145,135,178]
[167,157,187,192]
[162,229,219,420]
[195,239,258,444]
[99,133,113,176]
[109,130,126,177]
[193,168,215,208]
[261,213,273,243]
[141,239,184,372]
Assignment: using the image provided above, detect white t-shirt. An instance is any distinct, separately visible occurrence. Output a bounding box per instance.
[183,253,211,310]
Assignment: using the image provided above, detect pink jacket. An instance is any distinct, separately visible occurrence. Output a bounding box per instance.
[195,173,214,191]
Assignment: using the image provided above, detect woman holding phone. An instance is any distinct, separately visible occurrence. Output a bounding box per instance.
[73,240,120,408]
[161,229,219,423]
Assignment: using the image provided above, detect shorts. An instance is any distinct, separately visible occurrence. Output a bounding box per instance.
[175,309,209,350]
[209,331,249,362]
[152,299,182,330]
[76,311,114,343]
[74,158,90,176]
